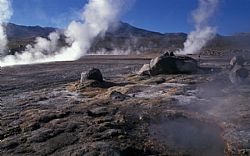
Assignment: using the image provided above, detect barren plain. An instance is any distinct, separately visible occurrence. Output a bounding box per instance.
[1,55,250,156]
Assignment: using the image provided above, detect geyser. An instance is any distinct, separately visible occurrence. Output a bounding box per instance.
[0,0,126,67]
[178,0,219,55]
[0,0,12,56]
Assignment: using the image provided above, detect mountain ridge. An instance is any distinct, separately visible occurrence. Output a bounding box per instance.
[5,22,250,55]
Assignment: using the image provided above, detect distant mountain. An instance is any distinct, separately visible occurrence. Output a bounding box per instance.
[6,23,57,39]
[90,22,187,54]
[5,22,250,55]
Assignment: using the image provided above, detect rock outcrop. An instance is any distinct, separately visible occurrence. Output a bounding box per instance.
[229,56,249,84]
[140,55,198,76]
[137,64,150,76]
[230,55,245,68]
[80,68,117,89]
[85,68,104,82]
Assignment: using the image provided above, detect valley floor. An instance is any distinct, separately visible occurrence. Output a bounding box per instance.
[0,55,250,156]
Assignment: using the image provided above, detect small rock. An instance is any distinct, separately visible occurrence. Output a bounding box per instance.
[154,77,166,84]
[28,128,55,143]
[2,141,19,150]
[88,107,109,117]
[85,68,104,82]
[110,91,130,101]
[139,114,150,122]
[36,133,78,155]
[102,129,122,138]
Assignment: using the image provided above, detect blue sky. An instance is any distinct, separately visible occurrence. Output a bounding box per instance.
[10,0,250,35]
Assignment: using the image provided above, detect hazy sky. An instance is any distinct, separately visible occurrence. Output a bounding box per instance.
[10,0,250,35]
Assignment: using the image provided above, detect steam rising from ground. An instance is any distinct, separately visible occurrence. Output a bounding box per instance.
[0,0,126,66]
[0,0,12,56]
[178,0,219,55]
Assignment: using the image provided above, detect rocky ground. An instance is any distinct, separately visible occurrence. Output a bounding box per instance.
[1,55,250,156]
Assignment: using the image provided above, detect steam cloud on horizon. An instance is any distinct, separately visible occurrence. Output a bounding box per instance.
[0,0,127,67]
[0,0,12,56]
[178,0,219,55]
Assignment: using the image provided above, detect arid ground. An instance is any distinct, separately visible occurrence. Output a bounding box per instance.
[1,55,250,156]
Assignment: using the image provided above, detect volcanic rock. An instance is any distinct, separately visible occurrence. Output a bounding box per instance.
[229,64,249,84]
[110,91,130,101]
[85,68,104,82]
[138,64,150,76]
[163,51,170,57]
[230,55,245,68]
[87,107,109,117]
[80,68,117,88]
[149,55,198,76]
[170,51,175,56]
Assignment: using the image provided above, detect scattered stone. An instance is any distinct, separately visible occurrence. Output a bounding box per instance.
[28,128,56,143]
[4,126,22,138]
[1,140,19,150]
[21,122,40,132]
[101,129,122,139]
[38,111,70,123]
[110,91,130,101]
[154,77,166,84]
[87,107,109,117]
[36,133,78,155]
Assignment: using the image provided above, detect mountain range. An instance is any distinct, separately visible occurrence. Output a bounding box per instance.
[6,22,250,55]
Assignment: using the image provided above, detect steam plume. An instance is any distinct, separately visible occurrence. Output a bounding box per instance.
[178,0,219,55]
[0,0,12,56]
[0,0,126,66]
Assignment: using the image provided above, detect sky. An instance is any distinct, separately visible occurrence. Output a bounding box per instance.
[9,0,250,35]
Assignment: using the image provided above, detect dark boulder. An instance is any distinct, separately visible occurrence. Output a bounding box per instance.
[149,56,198,76]
[170,51,175,56]
[229,64,249,84]
[80,68,118,89]
[85,68,103,82]
[230,55,245,68]
[163,51,170,57]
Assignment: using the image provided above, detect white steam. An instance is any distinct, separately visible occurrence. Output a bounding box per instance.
[178,0,219,55]
[0,0,12,56]
[0,0,125,67]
